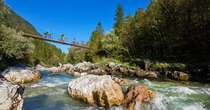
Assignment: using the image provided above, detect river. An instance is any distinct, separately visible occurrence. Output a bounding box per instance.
[22,71,210,110]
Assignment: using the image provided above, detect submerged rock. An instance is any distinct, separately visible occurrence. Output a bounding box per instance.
[68,75,124,107]
[2,67,40,84]
[0,75,24,110]
[124,84,155,110]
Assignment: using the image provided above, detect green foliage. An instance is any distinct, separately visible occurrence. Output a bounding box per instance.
[114,4,125,36]
[149,63,186,71]
[86,22,105,61]
[102,31,130,61]
[0,25,34,70]
[66,46,87,64]
[31,40,66,66]
[121,0,210,63]
[89,22,104,51]
[0,25,34,59]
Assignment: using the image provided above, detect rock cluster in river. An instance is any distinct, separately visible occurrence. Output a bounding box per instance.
[67,75,155,109]
[0,75,24,110]
[44,62,158,79]
[2,67,41,84]
[41,61,190,81]
[104,62,157,79]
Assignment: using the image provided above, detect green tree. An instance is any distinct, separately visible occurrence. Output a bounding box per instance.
[114,4,124,36]
[66,46,87,64]
[88,22,104,55]
[122,0,210,63]
[0,25,34,70]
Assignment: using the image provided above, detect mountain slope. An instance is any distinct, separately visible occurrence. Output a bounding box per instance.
[0,1,65,66]
[0,1,38,35]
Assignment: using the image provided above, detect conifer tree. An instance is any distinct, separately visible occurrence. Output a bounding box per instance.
[114,4,124,36]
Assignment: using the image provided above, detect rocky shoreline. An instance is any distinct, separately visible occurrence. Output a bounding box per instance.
[39,61,190,81]
[0,61,208,110]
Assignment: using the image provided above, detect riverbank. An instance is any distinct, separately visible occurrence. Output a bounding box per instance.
[38,61,210,83]
[0,65,210,110]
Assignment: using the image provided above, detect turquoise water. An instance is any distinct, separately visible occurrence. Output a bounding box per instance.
[23,71,95,110]
[23,71,210,110]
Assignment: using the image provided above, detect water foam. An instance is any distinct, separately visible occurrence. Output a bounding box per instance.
[200,88,210,95]
[145,93,168,110]
[161,86,197,95]
[183,103,207,110]
[143,79,153,87]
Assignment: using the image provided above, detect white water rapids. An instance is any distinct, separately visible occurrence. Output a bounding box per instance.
[23,71,210,110]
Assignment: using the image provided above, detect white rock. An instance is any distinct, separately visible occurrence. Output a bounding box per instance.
[68,75,124,107]
[2,67,40,84]
[0,75,24,110]
[74,62,96,72]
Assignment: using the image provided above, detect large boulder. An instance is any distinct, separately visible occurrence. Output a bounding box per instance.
[0,75,24,110]
[124,84,155,110]
[2,67,40,84]
[68,75,124,107]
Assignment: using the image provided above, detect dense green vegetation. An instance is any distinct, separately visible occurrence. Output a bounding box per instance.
[121,0,210,64]
[0,25,34,69]
[0,1,65,70]
[67,0,210,67]
[31,40,66,66]
[0,0,209,71]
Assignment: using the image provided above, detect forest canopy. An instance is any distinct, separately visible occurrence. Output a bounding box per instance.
[68,0,210,64]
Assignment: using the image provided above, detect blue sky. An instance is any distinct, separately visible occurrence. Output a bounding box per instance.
[5,0,150,53]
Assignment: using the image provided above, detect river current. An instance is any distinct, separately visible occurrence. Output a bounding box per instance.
[22,71,210,110]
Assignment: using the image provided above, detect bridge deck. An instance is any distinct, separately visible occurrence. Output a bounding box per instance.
[22,33,89,49]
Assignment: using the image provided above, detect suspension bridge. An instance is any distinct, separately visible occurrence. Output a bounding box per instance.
[22,33,89,49]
